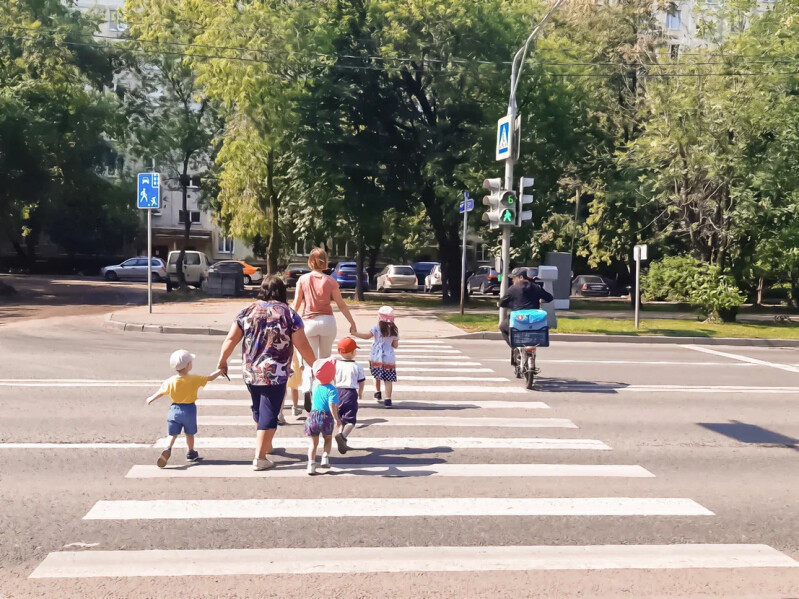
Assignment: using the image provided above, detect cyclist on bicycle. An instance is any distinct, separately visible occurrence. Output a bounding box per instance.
[498,267,553,352]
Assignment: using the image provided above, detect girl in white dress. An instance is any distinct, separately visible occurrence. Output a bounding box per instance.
[351,306,399,408]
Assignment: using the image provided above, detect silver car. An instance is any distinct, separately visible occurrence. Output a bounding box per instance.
[101,257,167,282]
[376,265,419,292]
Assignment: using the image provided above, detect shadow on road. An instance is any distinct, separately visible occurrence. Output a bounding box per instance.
[534,377,630,394]
[699,420,798,448]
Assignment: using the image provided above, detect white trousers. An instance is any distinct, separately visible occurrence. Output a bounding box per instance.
[300,314,337,392]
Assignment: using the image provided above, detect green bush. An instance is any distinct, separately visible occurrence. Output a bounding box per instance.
[689,271,745,322]
[641,256,702,301]
[641,256,744,322]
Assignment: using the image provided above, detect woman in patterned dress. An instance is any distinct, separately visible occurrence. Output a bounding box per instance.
[217,276,316,471]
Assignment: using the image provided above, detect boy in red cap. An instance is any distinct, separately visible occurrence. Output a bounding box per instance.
[334,337,366,454]
[305,358,341,475]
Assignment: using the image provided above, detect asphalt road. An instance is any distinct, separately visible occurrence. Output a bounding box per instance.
[2,317,799,597]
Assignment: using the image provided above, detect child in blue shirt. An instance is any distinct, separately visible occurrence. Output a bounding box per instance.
[304,358,341,475]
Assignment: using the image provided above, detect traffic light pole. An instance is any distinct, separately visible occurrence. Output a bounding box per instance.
[497,0,566,328]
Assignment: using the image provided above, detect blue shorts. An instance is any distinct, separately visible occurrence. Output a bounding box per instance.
[167,403,198,436]
[337,388,359,425]
[248,383,287,430]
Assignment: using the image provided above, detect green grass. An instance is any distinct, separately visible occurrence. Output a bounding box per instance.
[441,313,799,339]
[341,293,497,310]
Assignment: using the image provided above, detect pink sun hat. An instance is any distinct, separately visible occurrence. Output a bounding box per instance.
[378,306,395,322]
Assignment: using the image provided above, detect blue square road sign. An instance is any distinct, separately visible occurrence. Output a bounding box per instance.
[137,173,160,209]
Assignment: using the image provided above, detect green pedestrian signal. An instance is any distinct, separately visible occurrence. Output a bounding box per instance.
[500,209,514,223]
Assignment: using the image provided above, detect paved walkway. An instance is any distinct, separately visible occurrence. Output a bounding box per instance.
[107,299,465,338]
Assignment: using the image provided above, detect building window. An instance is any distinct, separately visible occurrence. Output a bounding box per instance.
[109,9,128,32]
[217,236,234,254]
[666,3,681,29]
[178,210,201,224]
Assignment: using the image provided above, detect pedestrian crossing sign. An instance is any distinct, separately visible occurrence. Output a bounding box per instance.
[496,116,512,161]
[137,172,160,209]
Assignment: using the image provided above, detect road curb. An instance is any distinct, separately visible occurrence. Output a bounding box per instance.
[104,313,227,336]
[448,330,799,347]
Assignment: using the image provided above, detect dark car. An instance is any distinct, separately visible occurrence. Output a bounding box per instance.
[571,275,611,297]
[411,261,438,287]
[284,262,311,287]
[467,265,500,295]
[332,262,369,289]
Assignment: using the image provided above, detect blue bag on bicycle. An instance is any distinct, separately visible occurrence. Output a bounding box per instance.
[509,309,548,330]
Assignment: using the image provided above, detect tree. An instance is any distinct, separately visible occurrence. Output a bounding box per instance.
[191,0,332,275]
[296,0,411,300]
[123,0,222,290]
[0,0,134,267]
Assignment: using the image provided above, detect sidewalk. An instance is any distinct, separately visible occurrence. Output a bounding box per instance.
[106,299,465,338]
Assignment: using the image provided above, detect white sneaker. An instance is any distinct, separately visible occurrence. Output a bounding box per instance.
[307,462,317,475]
[293,406,303,417]
[253,458,275,471]
[277,411,286,425]
[320,454,330,468]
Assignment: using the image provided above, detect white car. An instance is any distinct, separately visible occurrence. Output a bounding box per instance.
[376,265,418,292]
[166,250,210,290]
[424,263,442,293]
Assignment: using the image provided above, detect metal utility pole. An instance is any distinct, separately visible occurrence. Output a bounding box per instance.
[498,0,567,325]
[147,159,155,314]
[459,192,474,315]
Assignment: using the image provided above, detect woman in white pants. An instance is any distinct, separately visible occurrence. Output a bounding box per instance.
[293,248,357,402]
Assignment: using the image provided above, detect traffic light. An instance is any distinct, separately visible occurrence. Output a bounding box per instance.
[482,178,503,230]
[499,190,516,226]
[517,176,534,226]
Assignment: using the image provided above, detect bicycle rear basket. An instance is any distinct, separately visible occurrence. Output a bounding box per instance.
[510,327,549,348]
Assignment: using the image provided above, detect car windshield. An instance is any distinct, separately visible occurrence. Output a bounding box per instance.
[392,266,415,276]
[582,276,604,283]
[337,263,357,271]
[288,263,307,270]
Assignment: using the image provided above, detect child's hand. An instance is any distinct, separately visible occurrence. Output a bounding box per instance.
[145,396,156,405]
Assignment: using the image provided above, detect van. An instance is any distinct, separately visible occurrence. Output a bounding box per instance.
[166,250,210,291]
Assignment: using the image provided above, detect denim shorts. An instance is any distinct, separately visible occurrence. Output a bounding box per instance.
[167,403,198,436]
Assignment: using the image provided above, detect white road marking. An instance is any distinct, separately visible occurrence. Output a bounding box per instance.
[0,443,150,449]
[538,360,756,367]
[83,497,711,520]
[682,345,799,374]
[206,384,528,394]
[126,463,654,479]
[198,416,576,428]
[31,544,798,578]
[196,399,549,409]
[394,349,461,354]
[336,339,449,345]
[154,437,610,450]
[62,542,99,549]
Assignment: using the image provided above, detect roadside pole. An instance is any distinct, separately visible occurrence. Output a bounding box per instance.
[137,166,160,315]
[460,192,474,315]
[496,0,566,327]
[147,209,153,314]
[634,244,648,329]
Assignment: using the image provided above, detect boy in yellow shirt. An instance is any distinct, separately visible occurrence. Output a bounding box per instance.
[146,349,224,468]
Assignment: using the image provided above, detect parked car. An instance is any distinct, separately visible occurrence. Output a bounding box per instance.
[166,250,211,291]
[376,265,419,292]
[467,266,500,295]
[571,274,611,297]
[214,260,262,285]
[101,257,166,282]
[411,261,438,287]
[284,263,311,287]
[331,262,369,289]
[424,263,443,293]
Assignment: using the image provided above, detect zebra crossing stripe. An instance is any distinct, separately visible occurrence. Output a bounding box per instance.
[82,497,712,520]
[126,463,655,479]
[153,437,610,450]
[30,544,798,578]
[196,399,549,409]
[206,384,527,394]
[197,416,576,428]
